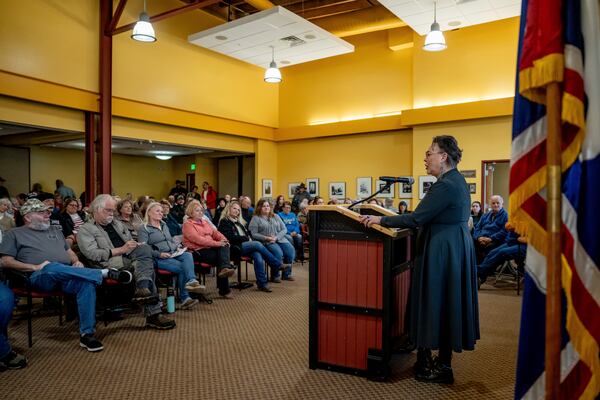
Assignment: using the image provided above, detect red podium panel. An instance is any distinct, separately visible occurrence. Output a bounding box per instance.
[308,205,413,380]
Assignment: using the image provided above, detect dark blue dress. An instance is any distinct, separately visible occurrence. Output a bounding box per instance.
[380,168,480,352]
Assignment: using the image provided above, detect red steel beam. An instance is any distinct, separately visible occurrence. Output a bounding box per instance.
[99,0,112,195]
[111,0,221,36]
[106,0,128,36]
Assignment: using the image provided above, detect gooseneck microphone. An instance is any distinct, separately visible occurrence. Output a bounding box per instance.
[378,176,415,185]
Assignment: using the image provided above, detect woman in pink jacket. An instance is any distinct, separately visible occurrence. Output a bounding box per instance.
[182,200,235,299]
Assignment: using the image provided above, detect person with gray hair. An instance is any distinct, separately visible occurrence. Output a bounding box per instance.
[78,194,176,330]
[0,198,15,235]
[361,135,479,385]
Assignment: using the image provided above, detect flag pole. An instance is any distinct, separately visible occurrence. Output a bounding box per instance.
[545,81,562,400]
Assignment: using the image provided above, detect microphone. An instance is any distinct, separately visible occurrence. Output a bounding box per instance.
[379,176,415,185]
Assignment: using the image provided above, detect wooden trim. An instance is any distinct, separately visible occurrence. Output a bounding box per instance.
[308,205,399,237]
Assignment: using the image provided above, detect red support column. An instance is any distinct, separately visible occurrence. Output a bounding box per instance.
[84,112,96,205]
[99,0,112,195]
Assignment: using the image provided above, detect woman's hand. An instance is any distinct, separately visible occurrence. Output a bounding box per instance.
[360,215,382,228]
[159,252,171,259]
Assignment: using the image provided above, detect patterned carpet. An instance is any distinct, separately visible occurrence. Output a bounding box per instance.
[0,264,521,400]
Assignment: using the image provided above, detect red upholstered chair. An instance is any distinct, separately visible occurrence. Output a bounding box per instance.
[231,255,253,291]
[191,260,214,304]
[4,270,64,348]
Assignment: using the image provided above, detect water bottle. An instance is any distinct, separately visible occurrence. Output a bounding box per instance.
[166,287,175,313]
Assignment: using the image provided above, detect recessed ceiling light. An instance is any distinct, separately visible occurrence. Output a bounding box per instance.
[155,154,172,160]
[215,35,228,40]
[280,60,291,65]
[448,20,461,27]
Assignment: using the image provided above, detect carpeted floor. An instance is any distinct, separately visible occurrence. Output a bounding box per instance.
[0,264,522,400]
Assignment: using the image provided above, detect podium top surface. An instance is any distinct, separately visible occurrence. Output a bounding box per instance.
[307,204,407,238]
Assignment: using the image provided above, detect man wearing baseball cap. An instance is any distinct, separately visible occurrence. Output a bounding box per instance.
[0,199,132,352]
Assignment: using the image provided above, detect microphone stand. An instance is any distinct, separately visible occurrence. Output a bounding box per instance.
[348,182,393,211]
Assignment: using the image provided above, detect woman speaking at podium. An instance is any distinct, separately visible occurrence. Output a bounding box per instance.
[361,135,479,384]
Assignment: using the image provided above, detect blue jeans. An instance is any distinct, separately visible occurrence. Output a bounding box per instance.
[265,242,295,279]
[156,252,196,301]
[477,243,527,280]
[0,282,15,358]
[286,234,304,261]
[29,262,102,335]
[241,241,282,288]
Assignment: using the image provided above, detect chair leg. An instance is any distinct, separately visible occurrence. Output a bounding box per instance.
[58,295,63,326]
[27,294,33,348]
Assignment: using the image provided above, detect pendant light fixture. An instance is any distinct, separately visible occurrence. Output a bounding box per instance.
[264,46,282,83]
[132,0,156,42]
[423,2,446,52]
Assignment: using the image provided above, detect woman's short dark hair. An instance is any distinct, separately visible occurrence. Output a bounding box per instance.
[433,135,462,168]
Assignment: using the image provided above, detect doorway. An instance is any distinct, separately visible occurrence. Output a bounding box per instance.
[481,160,510,212]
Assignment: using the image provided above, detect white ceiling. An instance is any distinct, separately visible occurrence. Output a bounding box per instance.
[377,0,521,36]
[188,6,354,69]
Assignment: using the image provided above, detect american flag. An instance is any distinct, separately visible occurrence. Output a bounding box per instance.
[510,0,600,399]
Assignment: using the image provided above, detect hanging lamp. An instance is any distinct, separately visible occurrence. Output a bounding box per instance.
[423,2,446,52]
[132,0,156,42]
[264,46,282,83]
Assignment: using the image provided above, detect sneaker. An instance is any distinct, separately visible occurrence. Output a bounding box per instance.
[217,267,235,278]
[146,314,176,330]
[107,268,133,284]
[184,279,206,293]
[0,351,27,370]
[271,277,282,283]
[282,276,295,281]
[180,297,199,310]
[220,291,233,299]
[79,334,104,352]
[257,286,273,293]
[132,288,160,305]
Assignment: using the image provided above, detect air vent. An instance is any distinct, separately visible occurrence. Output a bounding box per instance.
[279,35,306,47]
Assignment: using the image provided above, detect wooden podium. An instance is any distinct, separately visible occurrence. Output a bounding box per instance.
[308,204,413,380]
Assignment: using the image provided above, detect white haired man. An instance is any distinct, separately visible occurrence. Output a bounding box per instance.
[78,194,175,330]
[0,199,133,352]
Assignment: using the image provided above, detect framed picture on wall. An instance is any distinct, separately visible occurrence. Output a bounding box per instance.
[356,177,372,198]
[288,182,301,198]
[376,180,394,198]
[262,179,273,198]
[468,182,477,194]
[307,178,319,197]
[419,175,437,199]
[329,182,346,199]
[398,176,413,199]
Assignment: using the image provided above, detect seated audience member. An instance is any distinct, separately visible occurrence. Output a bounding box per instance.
[182,200,235,299]
[477,226,527,287]
[115,199,143,240]
[189,185,201,201]
[160,200,182,236]
[277,201,303,261]
[273,195,285,214]
[240,196,254,222]
[138,202,204,310]
[201,181,217,217]
[168,180,187,199]
[468,200,483,231]
[55,179,76,200]
[292,183,311,213]
[170,195,186,224]
[313,196,324,206]
[57,197,87,247]
[0,281,27,369]
[472,195,508,261]
[213,198,227,223]
[0,198,15,234]
[297,203,309,225]
[327,199,338,205]
[367,198,382,206]
[0,199,133,351]
[248,199,295,282]
[218,201,283,292]
[384,198,398,213]
[78,194,176,330]
[0,177,8,199]
[398,201,409,214]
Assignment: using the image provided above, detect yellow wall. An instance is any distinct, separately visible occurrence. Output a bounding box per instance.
[255,140,278,201]
[412,18,519,109]
[0,0,279,128]
[275,130,413,201]
[279,30,413,128]
[411,116,512,207]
